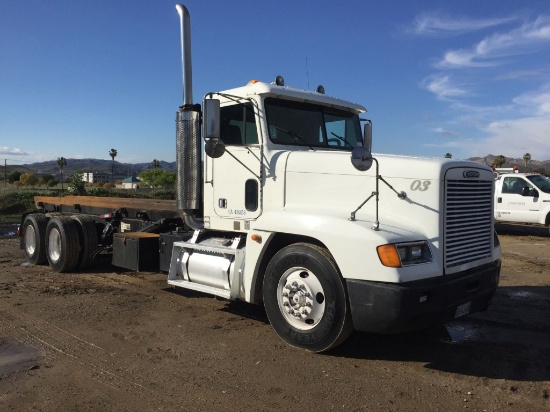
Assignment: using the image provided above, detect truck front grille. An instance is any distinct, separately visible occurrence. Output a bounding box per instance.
[444,179,493,270]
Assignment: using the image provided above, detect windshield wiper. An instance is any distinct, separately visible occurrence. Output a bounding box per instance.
[330,132,354,149]
[274,126,315,150]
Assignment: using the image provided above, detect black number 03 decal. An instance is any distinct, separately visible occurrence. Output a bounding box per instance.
[410,180,431,191]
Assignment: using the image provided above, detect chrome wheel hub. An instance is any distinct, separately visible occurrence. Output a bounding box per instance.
[277,268,325,331]
[25,225,36,255]
[48,228,62,262]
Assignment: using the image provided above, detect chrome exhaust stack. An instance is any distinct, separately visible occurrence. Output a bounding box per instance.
[175,4,193,106]
[175,3,203,229]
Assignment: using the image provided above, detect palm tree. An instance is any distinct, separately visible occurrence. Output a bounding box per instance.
[151,159,160,169]
[493,155,506,168]
[444,153,452,159]
[57,157,67,191]
[109,148,117,183]
[523,153,531,169]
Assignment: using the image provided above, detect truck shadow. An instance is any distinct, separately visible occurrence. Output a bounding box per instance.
[495,223,549,237]
[176,285,550,382]
[162,283,549,381]
[329,285,550,382]
[329,325,550,382]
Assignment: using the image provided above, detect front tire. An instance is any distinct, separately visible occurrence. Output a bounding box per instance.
[23,214,48,265]
[45,216,80,273]
[263,243,353,352]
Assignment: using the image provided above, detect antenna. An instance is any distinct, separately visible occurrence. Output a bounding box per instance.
[306,57,310,89]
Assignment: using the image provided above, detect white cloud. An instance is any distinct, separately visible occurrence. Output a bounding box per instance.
[433,127,459,138]
[494,70,544,81]
[471,116,550,160]
[438,15,550,68]
[411,14,516,36]
[458,88,550,160]
[512,87,550,115]
[421,75,467,101]
[0,146,28,156]
[423,87,550,160]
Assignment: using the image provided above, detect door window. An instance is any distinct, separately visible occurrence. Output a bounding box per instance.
[220,103,258,145]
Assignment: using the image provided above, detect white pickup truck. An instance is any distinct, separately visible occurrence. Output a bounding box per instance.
[494,173,550,234]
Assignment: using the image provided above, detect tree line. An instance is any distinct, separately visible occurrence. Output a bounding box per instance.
[6,154,177,192]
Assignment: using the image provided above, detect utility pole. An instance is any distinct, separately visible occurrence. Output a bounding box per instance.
[4,159,6,188]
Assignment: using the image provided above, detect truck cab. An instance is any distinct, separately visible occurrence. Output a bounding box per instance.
[494,173,550,231]
[169,72,502,352]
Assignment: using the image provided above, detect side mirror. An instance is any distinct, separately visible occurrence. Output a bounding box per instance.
[521,187,538,197]
[203,98,225,158]
[204,99,220,139]
[363,121,372,152]
[351,121,373,172]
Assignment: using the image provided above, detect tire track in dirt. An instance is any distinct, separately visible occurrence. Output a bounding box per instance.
[0,305,182,408]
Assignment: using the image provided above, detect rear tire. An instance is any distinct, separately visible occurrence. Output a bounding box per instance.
[263,243,354,352]
[71,215,99,269]
[23,214,48,265]
[45,216,80,273]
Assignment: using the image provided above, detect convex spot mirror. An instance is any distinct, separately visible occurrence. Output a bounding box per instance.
[205,139,225,158]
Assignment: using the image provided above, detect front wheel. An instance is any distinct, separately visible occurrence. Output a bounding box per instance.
[263,243,353,352]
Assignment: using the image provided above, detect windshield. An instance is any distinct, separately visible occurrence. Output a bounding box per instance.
[265,97,363,150]
[526,175,550,193]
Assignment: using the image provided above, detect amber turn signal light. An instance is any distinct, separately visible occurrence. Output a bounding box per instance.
[377,244,402,268]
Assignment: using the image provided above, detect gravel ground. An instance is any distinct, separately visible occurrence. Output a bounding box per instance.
[0,223,549,411]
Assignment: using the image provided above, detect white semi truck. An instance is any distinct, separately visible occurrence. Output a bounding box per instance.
[494,172,550,234]
[20,3,501,352]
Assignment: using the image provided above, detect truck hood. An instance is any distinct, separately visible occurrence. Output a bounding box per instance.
[282,150,491,238]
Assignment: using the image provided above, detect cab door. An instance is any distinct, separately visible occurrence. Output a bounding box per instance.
[211,103,263,221]
[496,176,540,223]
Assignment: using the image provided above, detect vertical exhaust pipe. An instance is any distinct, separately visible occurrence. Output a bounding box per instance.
[176,4,193,105]
[175,3,203,229]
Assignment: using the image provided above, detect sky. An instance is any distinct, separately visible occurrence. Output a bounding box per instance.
[1,0,550,166]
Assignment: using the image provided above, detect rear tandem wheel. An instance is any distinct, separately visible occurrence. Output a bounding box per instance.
[45,216,80,273]
[22,213,48,265]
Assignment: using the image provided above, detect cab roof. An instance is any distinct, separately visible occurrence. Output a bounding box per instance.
[211,80,367,115]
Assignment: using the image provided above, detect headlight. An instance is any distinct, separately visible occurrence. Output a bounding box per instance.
[377,241,433,268]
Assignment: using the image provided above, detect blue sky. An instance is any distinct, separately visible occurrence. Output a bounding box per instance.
[2,0,550,166]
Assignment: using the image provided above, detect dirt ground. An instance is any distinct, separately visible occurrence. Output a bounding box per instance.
[0,223,549,411]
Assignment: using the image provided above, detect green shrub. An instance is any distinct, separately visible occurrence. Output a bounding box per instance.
[0,191,39,214]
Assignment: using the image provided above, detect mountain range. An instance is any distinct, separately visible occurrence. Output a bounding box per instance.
[3,154,549,178]
[5,158,176,178]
